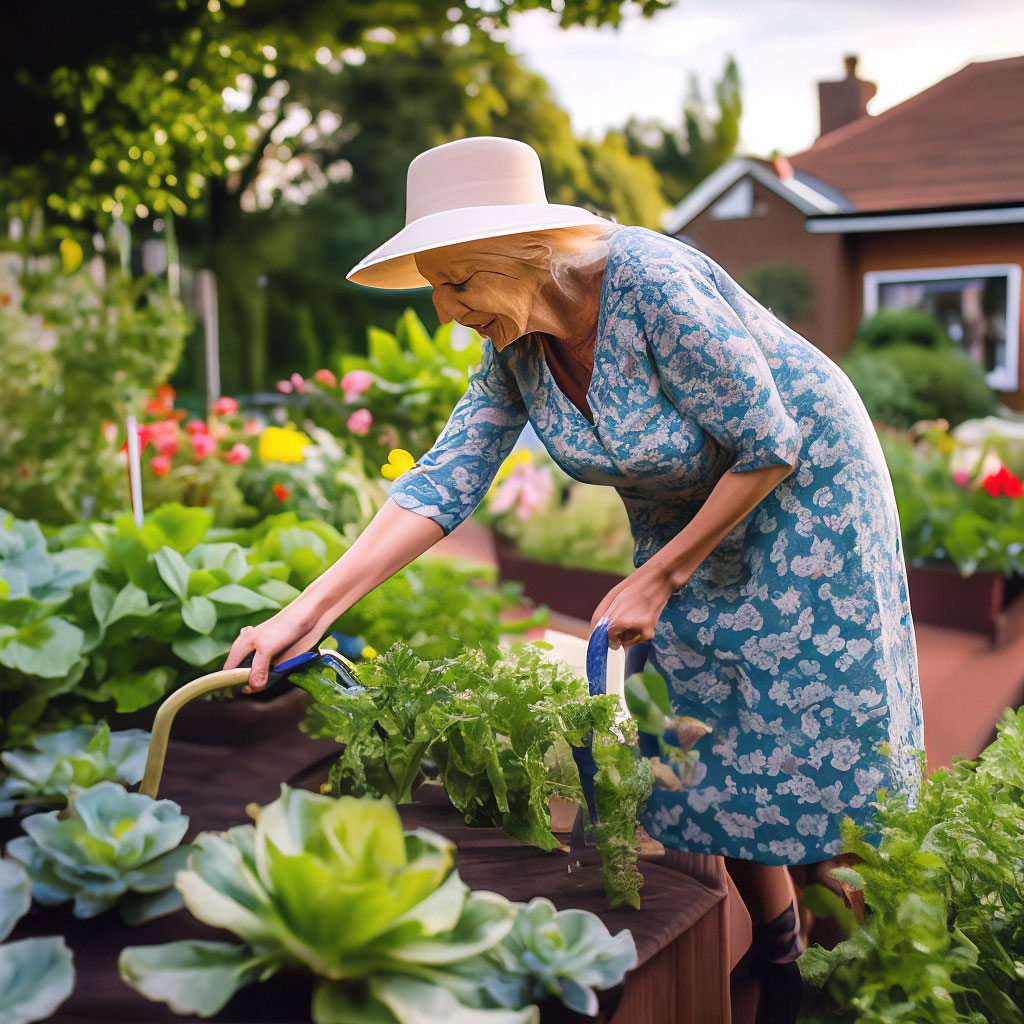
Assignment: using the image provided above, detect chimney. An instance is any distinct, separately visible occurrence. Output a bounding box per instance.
[817,54,877,137]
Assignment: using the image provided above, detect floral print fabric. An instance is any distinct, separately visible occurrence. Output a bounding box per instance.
[390,224,926,865]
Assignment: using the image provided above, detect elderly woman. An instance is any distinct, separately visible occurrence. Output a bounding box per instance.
[225,137,925,963]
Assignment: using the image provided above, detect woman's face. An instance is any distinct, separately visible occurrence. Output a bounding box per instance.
[414,240,547,352]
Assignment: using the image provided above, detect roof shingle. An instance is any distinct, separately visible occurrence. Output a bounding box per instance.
[789,55,1024,212]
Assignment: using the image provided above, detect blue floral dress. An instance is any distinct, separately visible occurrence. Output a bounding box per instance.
[389,224,926,865]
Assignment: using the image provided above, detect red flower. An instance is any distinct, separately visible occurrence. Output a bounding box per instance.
[191,432,218,460]
[272,482,290,501]
[150,455,171,477]
[982,465,1024,498]
[213,396,239,416]
[186,419,209,436]
[145,384,176,416]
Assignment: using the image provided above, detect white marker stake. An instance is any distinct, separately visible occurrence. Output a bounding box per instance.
[125,412,144,528]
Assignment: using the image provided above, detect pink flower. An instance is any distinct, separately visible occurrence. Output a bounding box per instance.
[213,396,239,416]
[314,368,337,388]
[244,418,262,435]
[275,379,293,394]
[951,468,970,487]
[100,420,118,444]
[191,432,218,459]
[341,370,375,401]
[290,372,306,393]
[150,454,171,477]
[347,409,373,436]
[489,464,553,521]
[226,442,251,465]
[186,419,209,435]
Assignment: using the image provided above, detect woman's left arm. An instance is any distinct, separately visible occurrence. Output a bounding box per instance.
[591,460,794,648]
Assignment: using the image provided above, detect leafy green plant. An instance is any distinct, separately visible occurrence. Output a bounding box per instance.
[0,857,75,1024]
[798,706,1024,1022]
[879,423,1024,575]
[0,722,150,816]
[296,641,654,908]
[5,781,191,924]
[296,310,485,478]
[0,256,189,525]
[118,786,636,1023]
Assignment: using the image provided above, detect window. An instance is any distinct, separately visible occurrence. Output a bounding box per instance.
[863,264,1022,391]
[710,179,754,220]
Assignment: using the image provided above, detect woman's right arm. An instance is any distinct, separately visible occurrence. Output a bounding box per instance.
[222,499,444,692]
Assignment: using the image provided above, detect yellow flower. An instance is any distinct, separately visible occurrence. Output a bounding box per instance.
[486,448,533,497]
[257,425,312,464]
[59,239,83,274]
[381,448,416,481]
[361,645,378,659]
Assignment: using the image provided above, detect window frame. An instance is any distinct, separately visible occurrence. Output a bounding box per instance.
[863,263,1022,392]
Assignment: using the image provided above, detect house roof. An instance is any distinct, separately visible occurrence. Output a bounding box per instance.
[789,55,1024,212]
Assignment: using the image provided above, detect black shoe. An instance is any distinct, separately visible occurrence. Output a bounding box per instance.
[755,898,805,965]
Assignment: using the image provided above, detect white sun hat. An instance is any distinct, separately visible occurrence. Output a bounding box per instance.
[345,136,615,290]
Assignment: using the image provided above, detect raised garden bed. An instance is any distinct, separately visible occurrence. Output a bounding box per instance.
[905,563,1024,646]
[495,541,627,622]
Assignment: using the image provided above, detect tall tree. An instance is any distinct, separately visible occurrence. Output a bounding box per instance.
[623,55,741,206]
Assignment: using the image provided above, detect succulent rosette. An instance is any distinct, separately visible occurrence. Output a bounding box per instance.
[119,786,533,1023]
[5,781,190,923]
[0,723,150,816]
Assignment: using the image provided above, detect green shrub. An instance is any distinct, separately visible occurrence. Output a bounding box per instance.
[842,342,998,429]
[854,308,954,351]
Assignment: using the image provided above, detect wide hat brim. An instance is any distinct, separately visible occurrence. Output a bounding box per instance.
[346,203,615,290]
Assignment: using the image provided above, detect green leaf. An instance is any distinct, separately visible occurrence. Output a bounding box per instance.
[181,596,217,635]
[205,584,280,614]
[0,858,32,940]
[0,936,75,1024]
[119,940,278,1017]
[0,618,85,678]
[154,547,191,603]
[172,634,230,667]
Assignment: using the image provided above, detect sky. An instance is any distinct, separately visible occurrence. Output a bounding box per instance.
[503,0,1023,157]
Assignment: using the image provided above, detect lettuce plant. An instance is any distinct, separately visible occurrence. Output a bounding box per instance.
[119,786,533,1023]
[296,642,654,908]
[5,781,190,924]
[0,722,150,816]
[0,858,75,1024]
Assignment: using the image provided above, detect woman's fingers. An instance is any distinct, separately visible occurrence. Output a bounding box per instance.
[223,626,257,671]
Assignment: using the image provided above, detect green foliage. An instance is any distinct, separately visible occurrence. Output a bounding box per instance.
[624,55,742,205]
[739,263,815,325]
[118,786,636,1022]
[296,641,654,908]
[0,257,190,524]
[843,341,998,430]
[300,310,484,479]
[799,706,1024,1023]
[0,503,336,744]
[6,781,191,924]
[855,307,956,351]
[337,557,545,662]
[878,425,1024,574]
[0,722,150,816]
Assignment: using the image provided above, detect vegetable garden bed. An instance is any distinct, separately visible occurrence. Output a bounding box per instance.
[5,722,731,1023]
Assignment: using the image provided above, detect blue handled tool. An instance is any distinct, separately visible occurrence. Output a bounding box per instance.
[238,632,367,692]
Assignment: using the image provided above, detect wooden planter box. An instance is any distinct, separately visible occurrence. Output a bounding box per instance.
[906,562,1024,646]
[495,541,627,622]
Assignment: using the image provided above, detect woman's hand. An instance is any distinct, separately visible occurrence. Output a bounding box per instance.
[590,562,682,650]
[222,600,325,694]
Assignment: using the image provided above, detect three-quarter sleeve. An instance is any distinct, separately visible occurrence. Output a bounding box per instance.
[387,339,528,535]
[637,247,803,474]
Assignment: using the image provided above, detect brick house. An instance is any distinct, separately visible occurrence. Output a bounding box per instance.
[663,55,1024,408]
